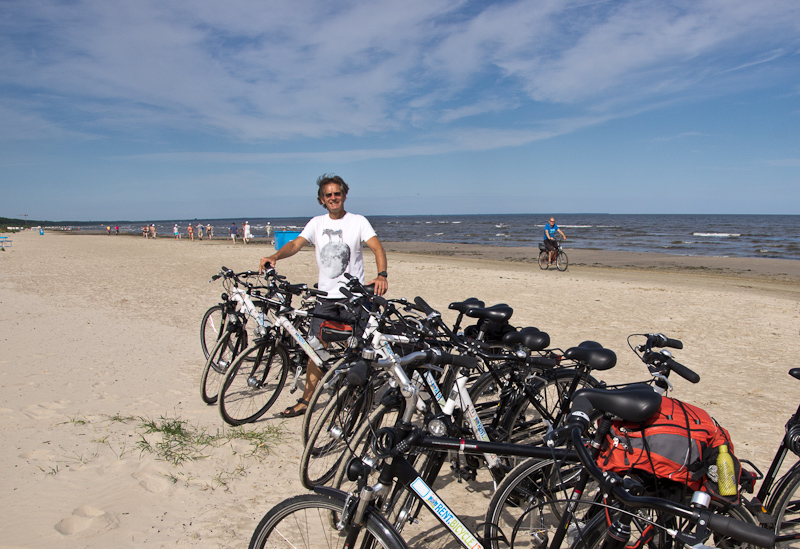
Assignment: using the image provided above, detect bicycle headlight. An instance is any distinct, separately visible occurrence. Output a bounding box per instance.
[427,418,448,437]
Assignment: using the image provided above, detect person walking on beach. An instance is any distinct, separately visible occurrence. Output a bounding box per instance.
[142,225,148,238]
[230,223,237,244]
[187,223,194,241]
[243,221,251,244]
[115,225,119,235]
[207,223,213,239]
[266,222,272,242]
[543,217,567,265]
[150,224,157,239]
[174,224,180,239]
[259,174,388,418]
[196,222,204,240]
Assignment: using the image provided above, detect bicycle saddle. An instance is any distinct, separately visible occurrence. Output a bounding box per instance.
[572,384,662,424]
[448,297,485,314]
[563,346,617,371]
[464,304,513,324]
[503,327,550,351]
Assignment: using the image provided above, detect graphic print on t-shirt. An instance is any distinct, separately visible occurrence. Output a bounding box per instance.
[319,228,351,278]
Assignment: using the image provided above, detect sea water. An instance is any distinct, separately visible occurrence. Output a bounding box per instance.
[69,214,800,261]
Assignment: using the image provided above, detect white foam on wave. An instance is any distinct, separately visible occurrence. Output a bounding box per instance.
[692,232,741,237]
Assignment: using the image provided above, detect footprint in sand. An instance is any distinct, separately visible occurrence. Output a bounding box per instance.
[132,466,174,494]
[18,448,56,461]
[22,400,70,420]
[54,504,119,536]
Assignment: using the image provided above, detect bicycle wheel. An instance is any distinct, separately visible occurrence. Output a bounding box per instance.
[302,360,348,445]
[468,365,517,440]
[572,496,757,549]
[249,493,406,549]
[202,304,231,359]
[538,251,549,270]
[200,328,240,405]
[330,393,406,497]
[300,383,370,489]
[557,251,568,271]
[769,467,800,548]
[484,457,576,549]
[218,339,290,425]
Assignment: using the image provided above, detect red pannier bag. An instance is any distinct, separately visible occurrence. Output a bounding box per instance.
[318,320,353,344]
[596,396,740,499]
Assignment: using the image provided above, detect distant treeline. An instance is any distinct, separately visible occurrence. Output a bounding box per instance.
[0,217,132,228]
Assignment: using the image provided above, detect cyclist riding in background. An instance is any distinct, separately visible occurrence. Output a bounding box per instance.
[543,217,567,265]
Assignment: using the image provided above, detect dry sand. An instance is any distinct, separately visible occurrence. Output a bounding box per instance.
[1,231,798,548]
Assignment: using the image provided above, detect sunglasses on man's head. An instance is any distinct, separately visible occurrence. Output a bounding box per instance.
[324,192,343,198]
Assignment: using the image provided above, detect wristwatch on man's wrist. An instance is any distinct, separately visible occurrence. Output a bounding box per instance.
[377,271,388,278]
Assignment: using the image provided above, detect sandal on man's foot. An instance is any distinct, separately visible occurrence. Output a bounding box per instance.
[280,398,309,418]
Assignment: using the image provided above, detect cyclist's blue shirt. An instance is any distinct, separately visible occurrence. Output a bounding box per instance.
[544,223,559,240]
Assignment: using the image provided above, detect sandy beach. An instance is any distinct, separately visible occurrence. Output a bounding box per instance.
[1,231,799,548]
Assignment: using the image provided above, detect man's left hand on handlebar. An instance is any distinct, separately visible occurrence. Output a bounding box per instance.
[367,275,388,296]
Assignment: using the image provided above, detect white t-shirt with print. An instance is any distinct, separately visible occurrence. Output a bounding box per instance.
[299,212,377,299]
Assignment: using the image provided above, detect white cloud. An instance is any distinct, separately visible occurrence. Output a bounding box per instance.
[1,0,799,147]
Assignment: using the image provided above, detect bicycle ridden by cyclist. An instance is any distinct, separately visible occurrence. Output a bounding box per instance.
[543,216,567,265]
[259,174,388,418]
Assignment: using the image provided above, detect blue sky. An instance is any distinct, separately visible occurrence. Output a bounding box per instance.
[2,0,799,221]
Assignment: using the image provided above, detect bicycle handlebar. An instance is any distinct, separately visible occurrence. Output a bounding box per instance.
[648,333,683,350]
[662,355,700,384]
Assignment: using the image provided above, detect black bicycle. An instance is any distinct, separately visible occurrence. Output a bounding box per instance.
[249,350,775,549]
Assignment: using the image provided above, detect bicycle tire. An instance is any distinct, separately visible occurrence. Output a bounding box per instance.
[538,251,549,270]
[330,394,406,497]
[201,304,226,359]
[468,364,518,440]
[300,383,370,489]
[557,251,568,271]
[484,457,574,549]
[218,339,290,425]
[248,492,407,549]
[302,359,348,446]
[572,495,758,549]
[768,466,800,548]
[200,328,239,405]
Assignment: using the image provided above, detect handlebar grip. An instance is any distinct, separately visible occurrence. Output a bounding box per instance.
[413,296,436,315]
[703,511,775,548]
[340,287,354,300]
[665,357,700,384]
[445,353,480,370]
[307,288,328,297]
[372,295,387,308]
[651,333,683,349]
[663,337,683,349]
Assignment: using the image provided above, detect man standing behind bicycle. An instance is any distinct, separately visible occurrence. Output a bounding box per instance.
[544,217,567,265]
[259,174,388,418]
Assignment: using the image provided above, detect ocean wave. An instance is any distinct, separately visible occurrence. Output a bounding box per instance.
[692,232,741,237]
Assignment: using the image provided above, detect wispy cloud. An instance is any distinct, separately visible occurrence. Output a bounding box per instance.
[1,0,799,154]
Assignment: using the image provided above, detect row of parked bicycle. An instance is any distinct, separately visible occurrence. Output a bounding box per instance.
[198,267,800,548]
